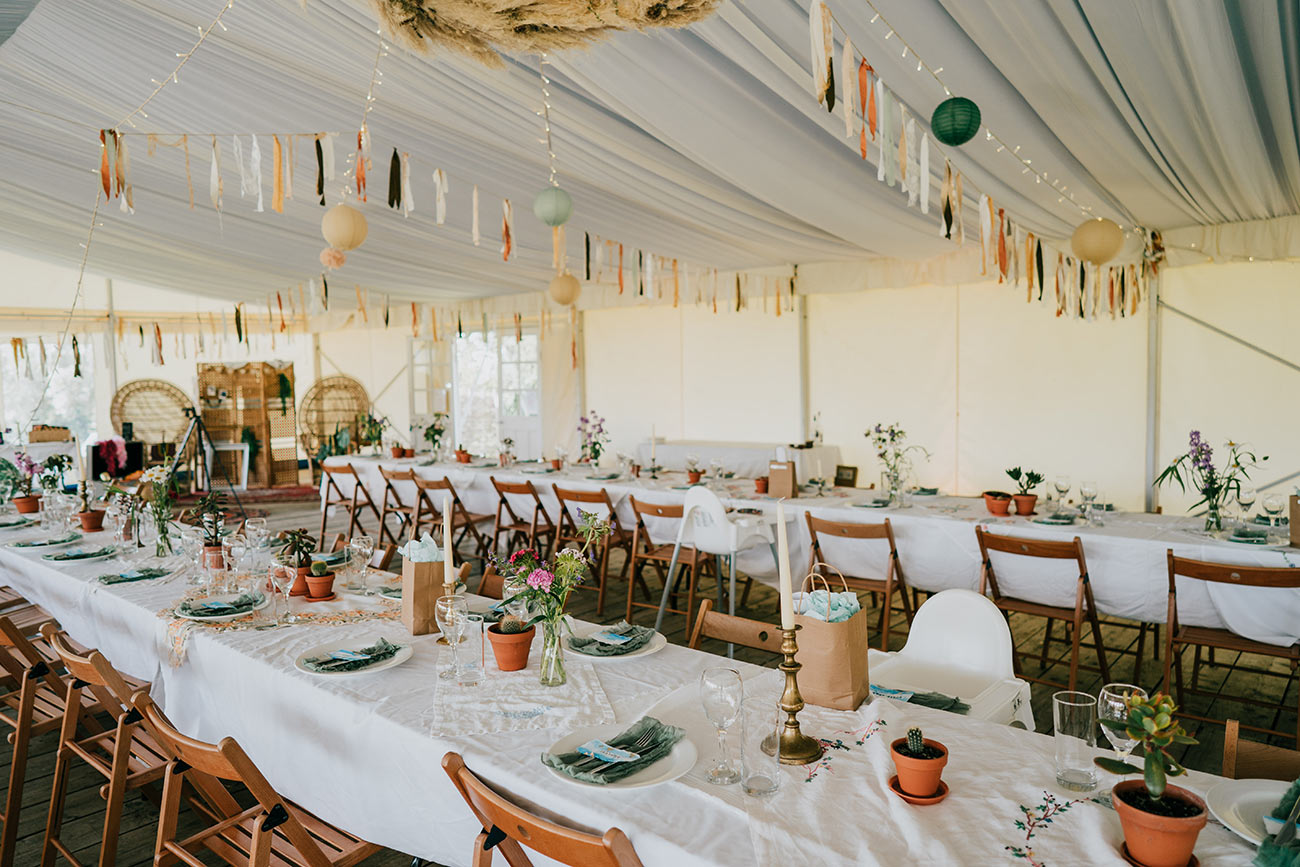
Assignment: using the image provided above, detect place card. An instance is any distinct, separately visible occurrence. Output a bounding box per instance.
[575,740,640,763]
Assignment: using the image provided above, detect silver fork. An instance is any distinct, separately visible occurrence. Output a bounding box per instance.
[1275,787,1300,846]
[578,730,658,773]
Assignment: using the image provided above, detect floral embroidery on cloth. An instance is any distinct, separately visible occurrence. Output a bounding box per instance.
[804,720,886,782]
[1004,791,1085,866]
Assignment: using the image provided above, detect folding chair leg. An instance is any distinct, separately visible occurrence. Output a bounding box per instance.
[39,746,71,867]
[1040,617,1054,669]
[1,695,34,867]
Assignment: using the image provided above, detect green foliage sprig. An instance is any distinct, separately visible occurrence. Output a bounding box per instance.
[1094,692,1197,798]
[1005,467,1045,496]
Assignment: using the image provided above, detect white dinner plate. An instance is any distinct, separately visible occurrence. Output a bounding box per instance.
[293,638,413,677]
[543,723,696,790]
[41,546,117,563]
[174,592,270,623]
[1205,778,1290,845]
[565,625,667,661]
[9,533,81,549]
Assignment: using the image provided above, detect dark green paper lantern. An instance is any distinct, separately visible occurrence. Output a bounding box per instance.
[930,97,981,146]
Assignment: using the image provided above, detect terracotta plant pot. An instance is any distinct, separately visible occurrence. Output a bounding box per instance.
[1111,780,1206,867]
[76,509,106,532]
[390,446,405,459]
[891,737,948,798]
[1012,494,1038,516]
[755,477,769,494]
[456,451,471,463]
[631,464,641,478]
[305,572,335,599]
[487,624,535,672]
[550,459,562,470]
[13,495,40,514]
[289,565,311,597]
[403,448,415,458]
[202,545,224,569]
[687,470,703,485]
[983,491,1013,516]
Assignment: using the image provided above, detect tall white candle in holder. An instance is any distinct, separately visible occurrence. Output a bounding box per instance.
[777,500,794,629]
[442,494,454,585]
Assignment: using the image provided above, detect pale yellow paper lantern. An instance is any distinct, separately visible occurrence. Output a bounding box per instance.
[321,203,368,251]
[549,271,581,306]
[1071,218,1123,265]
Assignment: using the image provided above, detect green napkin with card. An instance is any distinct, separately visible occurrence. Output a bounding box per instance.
[177,593,261,618]
[100,567,170,585]
[301,637,403,673]
[568,621,655,657]
[43,546,115,562]
[541,716,684,784]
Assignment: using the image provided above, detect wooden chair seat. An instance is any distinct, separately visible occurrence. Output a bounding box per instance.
[1222,719,1300,780]
[1176,625,1300,660]
[0,683,102,734]
[169,799,376,867]
[63,725,170,788]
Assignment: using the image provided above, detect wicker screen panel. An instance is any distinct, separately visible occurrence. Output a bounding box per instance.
[298,375,368,459]
[109,380,192,445]
[197,362,299,489]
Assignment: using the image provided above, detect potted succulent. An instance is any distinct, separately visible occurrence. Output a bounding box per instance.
[74,482,105,531]
[755,476,769,494]
[982,490,1013,516]
[277,528,317,597]
[499,437,515,467]
[550,447,565,472]
[686,454,704,485]
[194,490,227,568]
[891,726,948,798]
[305,559,335,600]
[12,453,42,513]
[1094,693,1205,867]
[1006,467,1044,516]
[455,445,471,463]
[486,614,536,671]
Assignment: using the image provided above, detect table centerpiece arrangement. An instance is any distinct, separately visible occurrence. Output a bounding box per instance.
[1155,430,1266,532]
[866,423,929,506]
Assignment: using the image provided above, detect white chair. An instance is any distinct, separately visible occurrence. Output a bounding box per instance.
[653,487,777,639]
[868,589,1036,729]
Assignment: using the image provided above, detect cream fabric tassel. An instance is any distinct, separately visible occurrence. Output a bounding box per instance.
[250,135,264,212]
[321,133,336,181]
[400,153,414,216]
[433,169,448,224]
[919,134,930,214]
[841,38,854,137]
[209,136,223,213]
[471,185,480,246]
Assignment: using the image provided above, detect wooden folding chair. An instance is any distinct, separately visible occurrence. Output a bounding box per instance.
[318,463,382,542]
[552,486,633,616]
[0,616,110,867]
[477,567,504,600]
[131,691,380,867]
[411,477,492,561]
[687,600,783,657]
[1165,552,1300,743]
[805,514,913,650]
[1222,719,1300,780]
[625,498,712,632]
[375,468,420,546]
[489,478,556,559]
[975,527,1111,692]
[442,752,644,867]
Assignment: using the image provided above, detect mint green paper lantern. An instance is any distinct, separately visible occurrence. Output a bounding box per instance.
[533,186,573,226]
[930,97,981,147]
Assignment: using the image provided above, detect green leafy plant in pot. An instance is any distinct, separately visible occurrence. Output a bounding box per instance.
[891,726,948,798]
[277,528,318,597]
[1094,692,1205,867]
[194,491,227,568]
[1005,467,1044,516]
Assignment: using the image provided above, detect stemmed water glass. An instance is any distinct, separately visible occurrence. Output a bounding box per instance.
[1053,476,1072,515]
[700,667,743,785]
[268,563,297,626]
[435,596,469,681]
[1236,485,1257,531]
[348,535,375,593]
[222,533,248,593]
[1262,494,1286,528]
[1098,683,1147,761]
[178,525,202,583]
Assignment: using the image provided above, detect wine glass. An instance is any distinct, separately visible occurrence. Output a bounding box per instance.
[1236,485,1257,530]
[268,563,297,625]
[348,535,375,593]
[1098,683,1147,760]
[1079,480,1098,509]
[1262,494,1285,528]
[435,596,469,681]
[700,667,743,785]
[1053,476,1072,515]
[223,534,248,593]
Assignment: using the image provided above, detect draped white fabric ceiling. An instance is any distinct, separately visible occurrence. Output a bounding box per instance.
[0,0,1294,303]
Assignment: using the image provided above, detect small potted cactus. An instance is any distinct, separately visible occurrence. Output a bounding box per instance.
[305,559,335,600]
[891,726,948,798]
[1005,467,1044,516]
[1094,692,1205,867]
[982,490,1013,516]
[194,491,227,568]
[486,615,535,671]
[685,455,703,485]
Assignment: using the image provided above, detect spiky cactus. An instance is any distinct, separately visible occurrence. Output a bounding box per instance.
[907,727,924,755]
[496,615,531,634]
[310,560,328,577]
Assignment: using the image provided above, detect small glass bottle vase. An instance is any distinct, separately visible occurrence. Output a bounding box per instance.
[1204,502,1224,533]
[539,620,567,687]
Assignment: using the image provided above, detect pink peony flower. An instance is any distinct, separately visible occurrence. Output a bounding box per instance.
[526,568,554,592]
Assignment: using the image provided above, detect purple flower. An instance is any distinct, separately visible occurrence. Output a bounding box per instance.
[526,568,554,592]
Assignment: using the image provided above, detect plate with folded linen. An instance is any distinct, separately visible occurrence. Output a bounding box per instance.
[566,621,666,661]
[42,546,116,563]
[294,637,412,677]
[542,717,695,789]
[10,532,81,549]
[174,592,269,622]
[1206,778,1290,845]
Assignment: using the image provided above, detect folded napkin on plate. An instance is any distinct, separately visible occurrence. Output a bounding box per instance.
[378,585,402,599]
[13,534,78,548]
[796,589,861,623]
[100,567,170,584]
[870,684,970,715]
[568,621,654,656]
[44,546,115,561]
[0,518,31,528]
[1233,526,1269,540]
[541,716,684,785]
[301,637,403,673]
[913,487,939,496]
[177,593,261,618]
[1255,779,1300,866]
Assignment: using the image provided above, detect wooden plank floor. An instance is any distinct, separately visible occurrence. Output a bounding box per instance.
[3,497,1290,866]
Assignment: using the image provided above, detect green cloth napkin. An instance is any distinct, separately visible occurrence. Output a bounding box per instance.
[43,546,115,562]
[177,593,261,618]
[568,621,655,657]
[541,716,685,785]
[1232,526,1269,541]
[302,637,403,673]
[312,550,347,565]
[907,690,971,715]
[1254,514,1289,526]
[99,567,170,584]
[0,518,32,529]
[914,487,939,496]
[13,533,81,548]
[378,586,401,599]
[1255,780,1300,866]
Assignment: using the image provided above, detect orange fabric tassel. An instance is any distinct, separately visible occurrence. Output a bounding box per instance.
[672,259,679,307]
[272,135,284,213]
[412,302,419,337]
[355,131,367,202]
[99,131,111,198]
[277,292,286,332]
[617,244,625,294]
[858,60,869,118]
[859,126,868,159]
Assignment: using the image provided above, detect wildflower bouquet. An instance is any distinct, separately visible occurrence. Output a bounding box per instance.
[1155,430,1266,531]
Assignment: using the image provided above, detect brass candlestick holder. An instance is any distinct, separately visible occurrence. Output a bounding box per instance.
[76,480,91,514]
[761,624,824,765]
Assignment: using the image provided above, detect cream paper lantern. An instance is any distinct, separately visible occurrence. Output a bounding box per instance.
[321,203,369,251]
[1071,218,1123,265]
[548,270,581,306]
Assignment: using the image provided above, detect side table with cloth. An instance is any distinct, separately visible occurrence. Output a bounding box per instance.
[0,528,1257,865]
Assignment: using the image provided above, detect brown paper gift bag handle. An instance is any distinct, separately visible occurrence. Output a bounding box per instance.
[798,562,850,621]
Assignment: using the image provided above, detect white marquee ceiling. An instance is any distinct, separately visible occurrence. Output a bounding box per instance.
[0,0,1294,304]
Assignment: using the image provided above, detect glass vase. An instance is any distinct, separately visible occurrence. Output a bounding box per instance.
[539,620,567,687]
[1204,502,1224,533]
[153,509,174,558]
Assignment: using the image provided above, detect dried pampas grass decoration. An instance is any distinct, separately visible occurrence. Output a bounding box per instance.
[372,0,720,66]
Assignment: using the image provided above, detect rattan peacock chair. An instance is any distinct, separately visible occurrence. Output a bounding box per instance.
[298,375,369,478]
[109,379,194,467]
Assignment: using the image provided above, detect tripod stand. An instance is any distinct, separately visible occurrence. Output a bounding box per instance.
[168,407,247,521]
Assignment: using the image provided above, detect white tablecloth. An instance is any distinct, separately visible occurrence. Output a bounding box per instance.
[0,529,1256,866]
[324,457,1300,645]
[632,440,842,481]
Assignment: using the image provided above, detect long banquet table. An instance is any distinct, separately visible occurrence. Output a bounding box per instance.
[0,525,1258,865]
[324,456,1300,646]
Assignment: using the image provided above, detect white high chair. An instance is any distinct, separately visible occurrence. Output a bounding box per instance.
[868,588,1036,729]
[653,487,777,634]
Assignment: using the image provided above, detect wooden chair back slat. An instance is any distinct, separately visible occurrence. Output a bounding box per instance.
[977,529,1083,560]
[39,625,134,714]
[1222,719,1300,779]
[805,514,890,540]
[687,600,783,656]
[478,568,504,600]
[1168,552,1300,589]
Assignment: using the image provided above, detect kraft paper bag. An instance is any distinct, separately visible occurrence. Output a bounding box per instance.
[793,566,871,711]
[402,559,448,636]
[768,461,797,500]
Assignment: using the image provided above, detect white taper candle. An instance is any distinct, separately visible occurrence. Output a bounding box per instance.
[443,494,454,579]
[777,500,794,628]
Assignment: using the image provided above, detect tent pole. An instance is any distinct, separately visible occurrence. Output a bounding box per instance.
[311,332,322,382]
[1143,273,1162,513]
[796,288,809,442]
[104,278,119,397]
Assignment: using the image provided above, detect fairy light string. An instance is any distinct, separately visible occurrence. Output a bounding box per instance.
[538,53,559,186]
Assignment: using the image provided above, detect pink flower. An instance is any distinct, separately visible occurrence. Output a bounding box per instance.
[526,568,554,592]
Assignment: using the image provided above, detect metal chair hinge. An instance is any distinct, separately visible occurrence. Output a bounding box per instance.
[482,825,508,851]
